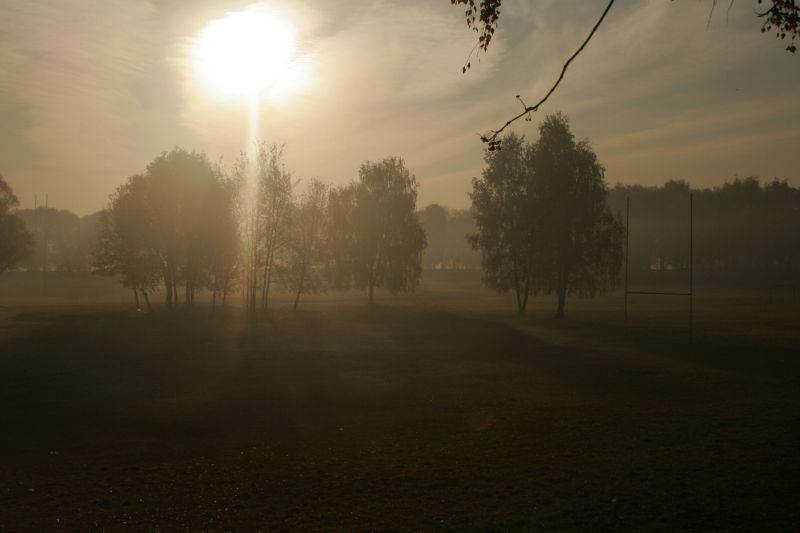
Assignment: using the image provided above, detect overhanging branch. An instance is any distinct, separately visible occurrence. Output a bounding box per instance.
[479,0,616,150]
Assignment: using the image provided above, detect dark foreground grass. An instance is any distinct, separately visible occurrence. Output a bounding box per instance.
[0,297,798,531]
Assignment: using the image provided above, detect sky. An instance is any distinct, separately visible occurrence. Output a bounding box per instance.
[1,0,798,215]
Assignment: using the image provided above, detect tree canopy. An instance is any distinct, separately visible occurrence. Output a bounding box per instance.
[470,114,624,317]
[93,148,239,311]
[0,174,31,276]
[328,157,427,304]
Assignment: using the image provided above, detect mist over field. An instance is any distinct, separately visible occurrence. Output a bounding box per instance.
[1,1,799,530]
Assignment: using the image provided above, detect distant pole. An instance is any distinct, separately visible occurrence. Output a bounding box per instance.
[43,193,49,293]
[625,196,630,322]
[689,192,693,338]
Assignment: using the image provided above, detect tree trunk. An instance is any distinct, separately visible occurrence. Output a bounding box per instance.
[260,255,270,309]
[513,260,523,315]
[293,264,307,311]
[555,246,568,319]
[556,284,566,319]
[132,287,140,311]
[264,261,274,311]
[293,287,302,311]
[263,239,276,312]
[520,260,532,316]
[368,249,380,305]
[211,288,217,316]
[163,273,172,310]
[249,254,258,318]
[142,289,152,314]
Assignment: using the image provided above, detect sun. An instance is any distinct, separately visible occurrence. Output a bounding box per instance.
[192,5,305,99]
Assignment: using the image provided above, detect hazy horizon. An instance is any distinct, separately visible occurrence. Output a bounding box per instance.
[2,0,799,216]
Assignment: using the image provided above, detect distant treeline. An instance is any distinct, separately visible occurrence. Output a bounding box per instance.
[12,202,479,275]
[417,204,479,270]
[14,208,101,273]
[608,177,800,289]
[10,178,800,292]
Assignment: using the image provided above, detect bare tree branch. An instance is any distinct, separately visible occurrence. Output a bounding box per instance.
[479,0,616,150]
[708,0,720,29]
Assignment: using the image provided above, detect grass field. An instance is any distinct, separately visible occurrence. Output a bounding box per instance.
[1,272,798,531]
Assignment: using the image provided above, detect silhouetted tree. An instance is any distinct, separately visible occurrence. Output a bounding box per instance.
[329,157,427,304]
[205,173,241,314]
[256,143,294,312]
[143,148,229,309]
[469,133,540,314]
[470,116,624,317]
[281,179,328,310]
[326,184,359,291]
[0,174,31,275]
[93,176,160,311]
[95,148,239,312]
[532,114,624,318]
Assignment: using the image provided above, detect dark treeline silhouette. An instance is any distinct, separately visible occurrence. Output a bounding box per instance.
[417,204,479,270]
[15,208,100,272]
[608,177,800,291]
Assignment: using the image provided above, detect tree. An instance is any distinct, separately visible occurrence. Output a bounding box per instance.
[531,114,624,318]
[256,143,295,312]
[469,116,624,318]
[329,157,427,304]
[281,179,328,310]
[0,174,31,275]
[204,172,241,314]
[450,0,799,148]
[94,148,239,312]
[469,133,540,315]
[326,184,359,291]
[143,148,228,309]
[93,176,160,312]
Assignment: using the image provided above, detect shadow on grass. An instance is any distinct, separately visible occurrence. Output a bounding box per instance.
[0,302,798,531]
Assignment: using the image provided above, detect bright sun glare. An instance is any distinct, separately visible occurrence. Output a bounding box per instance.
[193,6,307,100]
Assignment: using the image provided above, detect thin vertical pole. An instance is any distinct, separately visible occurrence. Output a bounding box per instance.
[689,192,693,338]
[42,194,49,294]
[625,196,630,322]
